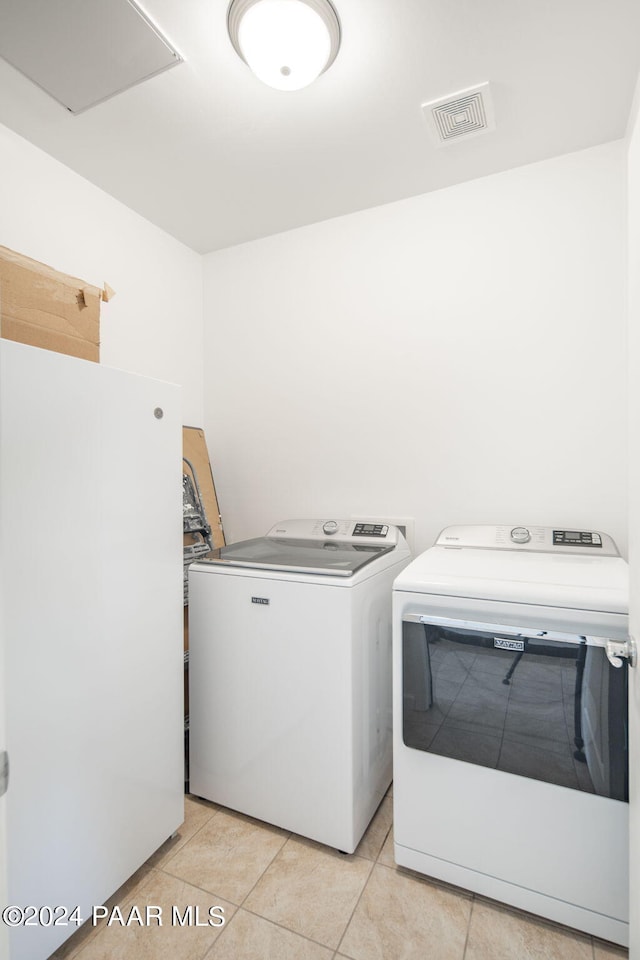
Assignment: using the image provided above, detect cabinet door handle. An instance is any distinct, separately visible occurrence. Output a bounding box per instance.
[0,751,8,799]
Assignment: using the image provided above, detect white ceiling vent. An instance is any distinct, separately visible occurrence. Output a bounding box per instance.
[0,0,183,114]
[422,82,495,147]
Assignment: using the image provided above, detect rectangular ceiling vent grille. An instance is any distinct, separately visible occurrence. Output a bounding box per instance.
[422,82,495,147]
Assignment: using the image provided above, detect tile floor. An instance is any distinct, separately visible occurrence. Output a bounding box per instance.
[50,791,628,960]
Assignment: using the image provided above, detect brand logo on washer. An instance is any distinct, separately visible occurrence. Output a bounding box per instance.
[251,597,270,605]
[494,638,525,652]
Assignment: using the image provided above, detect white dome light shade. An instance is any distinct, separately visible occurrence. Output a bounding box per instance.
[228,0,341,91]
[240,1,329,90]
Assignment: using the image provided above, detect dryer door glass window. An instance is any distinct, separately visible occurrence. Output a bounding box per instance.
[401,618,628,801]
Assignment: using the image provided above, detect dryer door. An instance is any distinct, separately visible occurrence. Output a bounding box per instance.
[401,615,628,801]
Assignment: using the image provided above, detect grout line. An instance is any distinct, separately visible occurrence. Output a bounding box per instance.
[338,806,394,937]
[461,896,476,960]
[375,821,393,862]
[233,812,388,954]
[239,903,345,953]
[199,906,243,958]
[159,797,291,907]
[152,795,220,870]
[334,856,385,958]
[157,861,242,907]
[233,831,292,907]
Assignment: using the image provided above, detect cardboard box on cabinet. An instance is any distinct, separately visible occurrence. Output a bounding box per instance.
[0,245,114,362]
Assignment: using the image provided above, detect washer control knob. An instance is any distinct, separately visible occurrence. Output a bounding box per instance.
[323,520,339,536]
[511,526,531,544]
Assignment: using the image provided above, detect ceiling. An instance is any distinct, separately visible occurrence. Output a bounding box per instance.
[0,0,638,254]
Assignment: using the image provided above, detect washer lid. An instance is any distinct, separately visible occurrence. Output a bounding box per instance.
[197,536,395,577]
[394,545,629,614]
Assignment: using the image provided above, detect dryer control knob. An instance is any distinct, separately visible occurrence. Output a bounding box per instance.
[323,520,339,536]
[511,526,531,544]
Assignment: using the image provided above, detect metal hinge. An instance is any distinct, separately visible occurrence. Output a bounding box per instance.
[605,636,637,669]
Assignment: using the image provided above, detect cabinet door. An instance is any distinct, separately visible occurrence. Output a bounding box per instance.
[0,633,8,960]
[1,340,183,960]
[97,362,184,860]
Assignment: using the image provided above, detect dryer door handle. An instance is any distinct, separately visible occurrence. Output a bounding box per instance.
[413,614,580,645]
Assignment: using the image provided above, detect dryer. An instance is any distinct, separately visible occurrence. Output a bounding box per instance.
[393,524,630,945]
[189,519,410,853]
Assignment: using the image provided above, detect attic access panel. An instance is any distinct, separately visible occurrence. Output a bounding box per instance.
[0,0,182,114]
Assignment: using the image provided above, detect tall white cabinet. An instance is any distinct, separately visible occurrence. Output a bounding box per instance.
[0,339,184,960]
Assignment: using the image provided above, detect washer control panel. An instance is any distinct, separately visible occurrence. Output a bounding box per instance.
[352,522,389,538]
[553,530,602,547]
[266,519,401,545]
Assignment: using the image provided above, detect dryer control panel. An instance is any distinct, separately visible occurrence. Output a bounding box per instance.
[436,524,620,556]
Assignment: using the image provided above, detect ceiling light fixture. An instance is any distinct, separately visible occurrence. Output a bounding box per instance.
[227,0,341,91]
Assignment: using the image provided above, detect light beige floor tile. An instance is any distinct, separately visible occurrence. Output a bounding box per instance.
[147,795,218,868]
[593,941,629,959]
[339,862,470,960]
[465,901,593,960]
[244,837,373,949]
[162,808,288,904]
[48,918,102,960]
[376,826,473,901]
[48,859,158,958]
[72,869,234,960]
[204,909,334,959]
[105,860,158,909]
[355,797,393,862]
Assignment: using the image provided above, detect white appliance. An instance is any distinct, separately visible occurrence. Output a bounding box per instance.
[189,519,411,853]
[393,524,630,946]
[0,340,184,960]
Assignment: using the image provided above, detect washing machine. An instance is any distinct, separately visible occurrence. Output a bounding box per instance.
[393,524,630,945]
[189,518,411,853]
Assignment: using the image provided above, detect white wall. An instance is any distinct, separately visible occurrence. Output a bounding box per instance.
[626,74,640,960]
[0,123,203,425]
[203,142,628,555]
